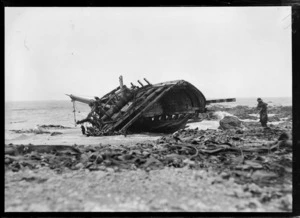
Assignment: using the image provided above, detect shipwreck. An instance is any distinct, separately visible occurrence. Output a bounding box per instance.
[67,76,235,136]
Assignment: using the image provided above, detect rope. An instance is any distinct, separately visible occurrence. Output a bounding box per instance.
[72,101,77,127]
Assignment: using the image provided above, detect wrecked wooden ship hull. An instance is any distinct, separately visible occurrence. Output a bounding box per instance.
[67,77,235,136]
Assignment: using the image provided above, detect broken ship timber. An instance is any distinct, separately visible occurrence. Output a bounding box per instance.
[67,76,235,136]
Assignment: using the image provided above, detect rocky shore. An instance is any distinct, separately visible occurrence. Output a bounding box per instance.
[5,105,293,212]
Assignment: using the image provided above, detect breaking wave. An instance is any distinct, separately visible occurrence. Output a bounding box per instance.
[213,111,236,120]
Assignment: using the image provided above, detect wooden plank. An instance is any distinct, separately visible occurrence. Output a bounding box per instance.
[152,80,181,87]
[66,94,94,105]
[104,87,157,126]
[107,86,165,132]
[206,98,236,104]
[102,120,117,124]
[135,86,154,98]
[143,110,197,117]
[106,86,166,132]
[120,85,175,133]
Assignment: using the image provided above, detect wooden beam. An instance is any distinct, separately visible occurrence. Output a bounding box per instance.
[206,98,236,104]
[120,85,175,133]
[106,86,166,132]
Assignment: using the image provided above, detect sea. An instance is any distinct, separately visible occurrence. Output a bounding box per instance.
[5,97,292,140]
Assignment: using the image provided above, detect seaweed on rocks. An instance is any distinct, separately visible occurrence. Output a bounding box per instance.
[10,125,72,135]
[39,125,73,129]
[5,126,292,181]
[206,105,292,122]
[10,129,51,134]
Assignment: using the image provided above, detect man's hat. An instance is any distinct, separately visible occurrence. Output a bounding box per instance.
[257,98,262,101]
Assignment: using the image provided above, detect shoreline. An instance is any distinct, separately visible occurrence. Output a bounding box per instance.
[5,104,292,145]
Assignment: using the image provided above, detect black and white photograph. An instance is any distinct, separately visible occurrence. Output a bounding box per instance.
[5,7,293,212]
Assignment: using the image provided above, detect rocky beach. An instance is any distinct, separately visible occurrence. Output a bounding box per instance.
[5,104,293,212]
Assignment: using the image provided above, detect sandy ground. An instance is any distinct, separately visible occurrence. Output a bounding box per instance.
[5,167,287,212]
[5,119,287,146]
[6,128,162,146]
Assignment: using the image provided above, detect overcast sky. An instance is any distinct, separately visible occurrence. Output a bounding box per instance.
[5,7,292,101]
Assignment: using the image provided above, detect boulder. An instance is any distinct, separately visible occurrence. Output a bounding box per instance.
[236,114,257,120]
[219,116,242,130]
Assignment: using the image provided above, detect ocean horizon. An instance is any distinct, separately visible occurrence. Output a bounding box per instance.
[5,96,293,103]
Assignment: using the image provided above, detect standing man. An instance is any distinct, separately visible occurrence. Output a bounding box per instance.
[80,125,86,135]
[257,98,268,127]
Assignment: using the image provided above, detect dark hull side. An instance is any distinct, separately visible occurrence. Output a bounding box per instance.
[128,116,190,133]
